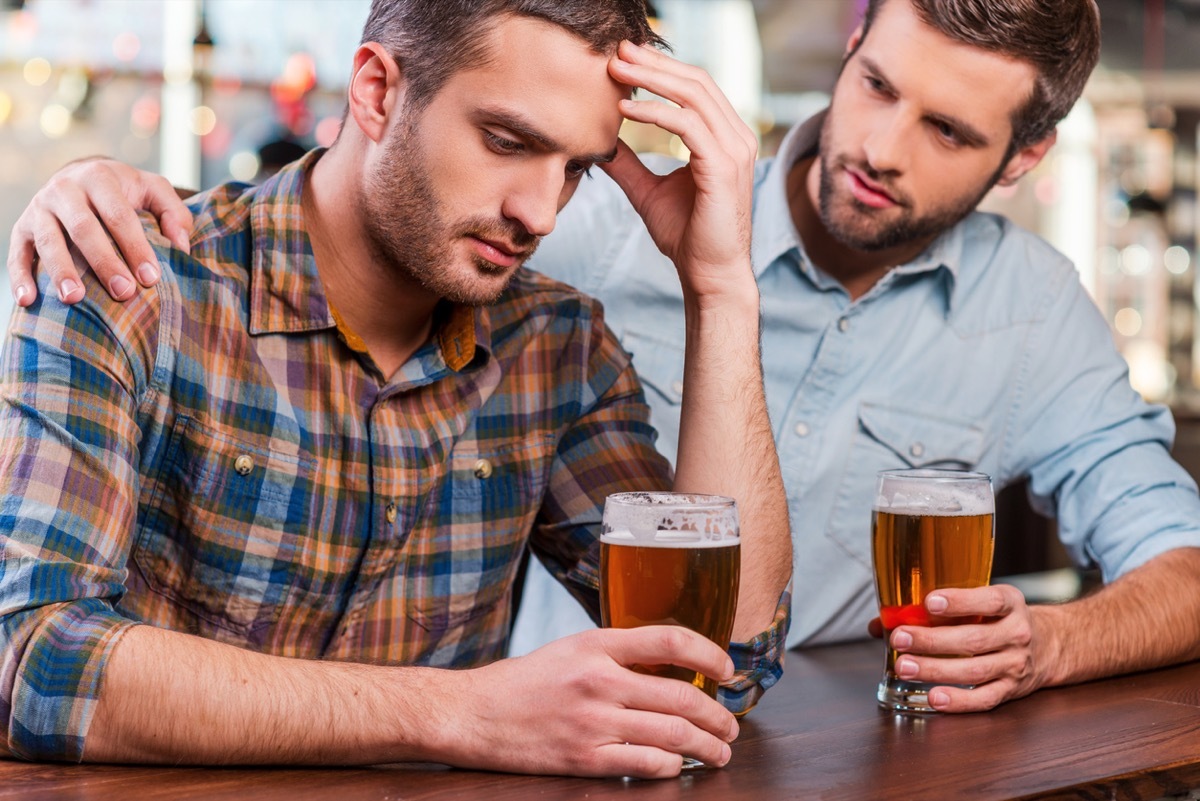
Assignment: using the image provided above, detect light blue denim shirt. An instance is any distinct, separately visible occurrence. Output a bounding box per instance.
[510,113,1200,652]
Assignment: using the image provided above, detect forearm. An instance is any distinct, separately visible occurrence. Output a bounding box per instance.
[1031,547,1200,687]
[86,625,454,765]
[672,277,792,641]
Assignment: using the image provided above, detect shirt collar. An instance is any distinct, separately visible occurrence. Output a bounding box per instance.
[752,111,966,313]
[245,148,484,372]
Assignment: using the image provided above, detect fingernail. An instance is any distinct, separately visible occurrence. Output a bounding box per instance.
[896,657,919,679]
[137,262,159,285]
[15,285,29,304]
[109,275,132,298]
[59,279,80,302]
[892,630,913,649]
[927,595,948,613]
[719,743,732,766]
[173,232,191,254]
[930,690,950,709]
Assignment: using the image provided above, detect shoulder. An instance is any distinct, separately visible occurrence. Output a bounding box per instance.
[950,212,1082,326]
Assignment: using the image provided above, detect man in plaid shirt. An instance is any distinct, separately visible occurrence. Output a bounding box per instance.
[0,0,790,778]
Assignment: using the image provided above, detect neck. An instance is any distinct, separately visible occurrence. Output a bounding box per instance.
[788,156,934,301]
[303,145,439,378]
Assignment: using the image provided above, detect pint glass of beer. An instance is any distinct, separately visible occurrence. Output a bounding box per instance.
[600,492,740,768]
[871,469,994,713]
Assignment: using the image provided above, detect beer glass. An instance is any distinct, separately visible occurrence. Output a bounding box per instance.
[600,492,740,769]
[871,469,994,713]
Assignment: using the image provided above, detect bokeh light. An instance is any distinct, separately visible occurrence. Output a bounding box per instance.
[23,57,52,87]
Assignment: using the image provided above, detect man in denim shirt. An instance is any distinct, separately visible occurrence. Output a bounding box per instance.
[13,0,1200,714]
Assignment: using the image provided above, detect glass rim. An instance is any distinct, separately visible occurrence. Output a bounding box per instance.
[877,468,990,483]
[604,491,737,510]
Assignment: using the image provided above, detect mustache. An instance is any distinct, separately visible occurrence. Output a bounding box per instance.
[835,156,910,208]
[459,218,539,253]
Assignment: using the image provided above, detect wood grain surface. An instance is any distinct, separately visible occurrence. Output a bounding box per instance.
[3,639,1198,801]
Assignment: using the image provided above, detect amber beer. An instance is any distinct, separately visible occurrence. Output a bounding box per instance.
[600,531,740,698]
[871,469,994,712]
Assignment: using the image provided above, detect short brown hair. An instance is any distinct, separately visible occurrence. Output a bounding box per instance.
[361,0,667,112]
[858,0,1101,151]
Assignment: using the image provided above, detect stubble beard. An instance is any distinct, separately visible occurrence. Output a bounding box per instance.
[360,120,539,307]
[815,126,1000,254]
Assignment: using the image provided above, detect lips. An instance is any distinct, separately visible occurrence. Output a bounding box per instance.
[469,236,528,269]
[845,167,898,209]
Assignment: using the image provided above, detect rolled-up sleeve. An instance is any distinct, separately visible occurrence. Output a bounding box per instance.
[1011,266,1200,580]
[721,581,791,715]
[0,269,158,761]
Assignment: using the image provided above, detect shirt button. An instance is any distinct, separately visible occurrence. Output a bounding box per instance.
[794,422,810,437]
[910,443,925,458]
[234,454,254,475]
[838,317,850,333]
[671,380,685,396]
[473,459,493,479]
[385,503,398,524]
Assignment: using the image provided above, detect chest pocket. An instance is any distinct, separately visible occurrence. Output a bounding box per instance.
[826,402,986,566]
[134,415,314,639]
[405,435,557,639]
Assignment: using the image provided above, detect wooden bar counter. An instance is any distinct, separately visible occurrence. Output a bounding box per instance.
[3,638,1198,801]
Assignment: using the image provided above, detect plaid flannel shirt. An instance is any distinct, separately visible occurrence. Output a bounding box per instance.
[0,150,789,762]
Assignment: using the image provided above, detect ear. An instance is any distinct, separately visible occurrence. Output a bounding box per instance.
[845,23,865,57]
[347,42,404,145]
[995,130,1057,187]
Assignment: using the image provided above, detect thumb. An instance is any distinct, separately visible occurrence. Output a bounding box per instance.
[598,139,659,217]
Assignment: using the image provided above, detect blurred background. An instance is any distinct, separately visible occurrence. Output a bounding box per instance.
[1,0,1199,583]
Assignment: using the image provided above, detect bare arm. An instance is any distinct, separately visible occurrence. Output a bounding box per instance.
[1032,547,1200,685]
[602,43,791,640]
[87,622,738,776]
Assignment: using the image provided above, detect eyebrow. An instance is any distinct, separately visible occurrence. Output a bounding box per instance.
[859,56,991,148]
[478,107,619,164]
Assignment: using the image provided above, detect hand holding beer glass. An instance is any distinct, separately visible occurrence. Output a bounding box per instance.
[600,492,740,768]
[871,469,995,713]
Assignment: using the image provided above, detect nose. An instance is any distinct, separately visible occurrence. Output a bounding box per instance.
[500,163,564,238]
[861,109,908,177]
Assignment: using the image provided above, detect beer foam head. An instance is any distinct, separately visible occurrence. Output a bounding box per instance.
[601,492,739,545]
[601,528,740,547]
[874,469,993,516]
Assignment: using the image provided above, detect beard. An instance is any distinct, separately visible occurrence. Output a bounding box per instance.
[358,117,539,306]
[816,128,1001,254]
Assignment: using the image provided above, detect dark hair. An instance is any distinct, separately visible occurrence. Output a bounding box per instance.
[361,0,667,112]
[857,0,1101,151]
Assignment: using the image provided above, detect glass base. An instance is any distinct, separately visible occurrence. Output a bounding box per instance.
[877,677,942,713]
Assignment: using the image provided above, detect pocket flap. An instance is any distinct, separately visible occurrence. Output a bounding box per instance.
[857,402,986,468]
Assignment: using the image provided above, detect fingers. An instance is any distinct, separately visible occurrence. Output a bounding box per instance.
[620,668,738,743]
[926,584,1024,620]
[140,173,193,256]
[51,178,144,300]
[11,210,84,304]
[597,139,661,217]
[610,42,756,159]
[601,625,735,686]
[614,708,733,770]
[923,681,1014,714]
[593,743,686,779]
[867,616,884,639]
[6,225,37,307]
